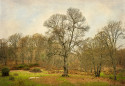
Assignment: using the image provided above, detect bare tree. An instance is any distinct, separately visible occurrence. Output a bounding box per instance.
[93,31,107,77]
[0,39,8,65]
[19,36,29,64]
[82,38,101,77]
[102,21,124,80]
[79,33,107,77]
[32,33,46,63]
[8,33,22,65]
[117,49,125,68]
[27,36,34,64]
[44,8,89,76]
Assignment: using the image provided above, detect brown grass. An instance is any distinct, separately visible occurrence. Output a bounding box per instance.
[10,70,125,86]
[32,76,61,85]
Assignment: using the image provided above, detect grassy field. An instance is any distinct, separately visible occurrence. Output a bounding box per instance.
[0,69,125,86]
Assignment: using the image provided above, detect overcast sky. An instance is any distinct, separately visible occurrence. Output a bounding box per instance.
[0,0,125,39]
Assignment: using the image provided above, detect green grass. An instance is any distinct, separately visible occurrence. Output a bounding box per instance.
[82,82,109,86]
[0,70,62,86]
[11,79,41,86]
[100,72,105,76]
[100,72,125,80]
[57,76,67,81]
[10,70,54,79]
[58,81,75,86]
[0,70,125,86]
[0,76,12,86]
[0,70,50,86]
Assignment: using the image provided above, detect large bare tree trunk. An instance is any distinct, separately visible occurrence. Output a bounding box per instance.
[110,54,117,80]
[92,57,102,77]
[96,64,101,77]
[113,66,117,80]
[62,56,69,77]
[98,63,102,77]
[112,59,117,80]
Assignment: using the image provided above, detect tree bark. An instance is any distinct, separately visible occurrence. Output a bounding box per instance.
[62,55,69,77]
[110,54,117,80]
[98,63,102,77]
[113,64,117,80]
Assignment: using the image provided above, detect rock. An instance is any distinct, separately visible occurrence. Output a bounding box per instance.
[29,77,39,80]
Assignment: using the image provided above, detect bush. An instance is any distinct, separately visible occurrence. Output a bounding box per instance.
[11,64,39,70]
[33,63,39,66]
[30,68,42,73]
[2,67,10,76]
[17,64,28,69]
[12,64,28,70]
[28,64,34,67]
[28,63,39,67]
[23,67,30,70]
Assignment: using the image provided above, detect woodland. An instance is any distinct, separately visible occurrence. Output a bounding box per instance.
[0,8,125,86]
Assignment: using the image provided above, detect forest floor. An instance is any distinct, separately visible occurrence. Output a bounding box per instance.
[0,69,125,86]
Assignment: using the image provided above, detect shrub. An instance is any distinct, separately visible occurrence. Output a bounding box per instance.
[28,63,39,67]
[30,68,42,73]
[28,64,34,67]
[12,64,39,70]
[12,64,28,70]
[17,64,28,69]
[33,63,39,66]
[2,67,10,76]
[23,67,30,70]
